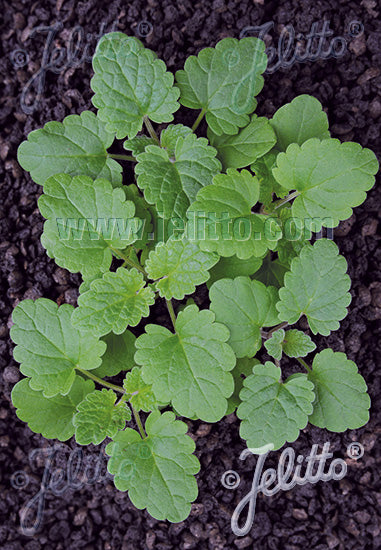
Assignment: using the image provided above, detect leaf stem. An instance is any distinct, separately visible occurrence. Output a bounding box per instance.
[274,191,300,210]
[132,407,147,438]
[76,367,125,394]
[191,109,206,132]
[166,299,177,330]
[143,116,160,145]
[111,247,148,276]
[261,322,289,340]
[296,357,312,373]
[108,153,136,162]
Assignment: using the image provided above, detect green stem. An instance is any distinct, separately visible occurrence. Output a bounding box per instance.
[76,367,125,393]
[166,299,177,330]
[296,357,312,373]
[143,116,160,145]
[274,191,300,210]
[191,109,206,132]
[108,153,136,162]
[110,247,148,276]
[267,322,289,337]
[132,407,147,438]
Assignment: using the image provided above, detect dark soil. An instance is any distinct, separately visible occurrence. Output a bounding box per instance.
[1,0,381,549]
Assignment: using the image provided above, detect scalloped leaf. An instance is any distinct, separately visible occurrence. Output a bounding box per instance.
[106,411,200,522]
[135,305,236,422]
[135,132,221,220]
[208,114,276,169]
[39,174,140,279]
[176,37,267,135]
[160,124,193,156]
[10,298,106,397]
[270,95,330,151]
[74,388,131,445]
[17,110,122,186]
[92,330,136,378]
[276,239,351,335]
[146,237,218,300]
[91,33,180,139]
[307,349,370,431]
[210,277,279,358]
[123,367,157,412]
[273,138,379,231]
[237,362,315,450]
[72,267,155,337]
[264,329,316,361]
[251,150,288,206]
[187,169,281,259]
[11,376,95,441]
[123,135,156,156]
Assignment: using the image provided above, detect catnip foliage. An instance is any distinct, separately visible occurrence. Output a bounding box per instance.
[11,32,378,523]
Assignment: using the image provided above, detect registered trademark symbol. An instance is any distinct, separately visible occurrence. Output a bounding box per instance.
[137,21,153,38]
[346,442,364,460]
[348,20,364,38]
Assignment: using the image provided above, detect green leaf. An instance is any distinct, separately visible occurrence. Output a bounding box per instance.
[123,135,156,156]
[307,349,370,431]
[17,110,122,186]
[92,330,136,378]
[251,150,288,205]
[209,277,279,358]
[264,329,316,361]
[273,138,379,231]
[276,239,351,335]
[270,95,330,151]
[122,184,153,249]
[160,124,193,157]
[92,35,179,139]
[72,267,155,337]
[91,33,179,139]
[106,411,200,522]
[145,236,218,300]
[74,389,131,445]
[10,298,105,397]
[11,376,95,441]
[208,115,276,169]
[135,305,236,422]
[237,362,315,450]
[207,254,263,288]
[275,206,311,267]
[187,169,281,259]
[176,37,267,135]
[123,367,157,412]
[39,174,140,279]
[135,132,221,220]
[226,357,259,415]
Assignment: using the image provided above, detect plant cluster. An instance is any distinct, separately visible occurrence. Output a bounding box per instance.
[11,32,378,522]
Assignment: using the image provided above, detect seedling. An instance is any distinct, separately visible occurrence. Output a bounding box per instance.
[11,32,378,523]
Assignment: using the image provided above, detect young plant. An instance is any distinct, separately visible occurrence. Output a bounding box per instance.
[11,32,378,523]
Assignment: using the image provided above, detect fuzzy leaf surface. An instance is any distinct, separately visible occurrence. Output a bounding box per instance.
[123,367,157,412]
[106,411,200,522]
[209,276,279,358]
[135,305,236,422]
[91,33,179,139]
[72,268,155,337]
[10,299,105,397]
[39,174,139,279]
[307,349,370,431]
[276,239,351,335]
[238,362,315,450]
[17,110,122,186]
[11,376,94,441]
[176,37,267,135]
[74,388,131,445]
